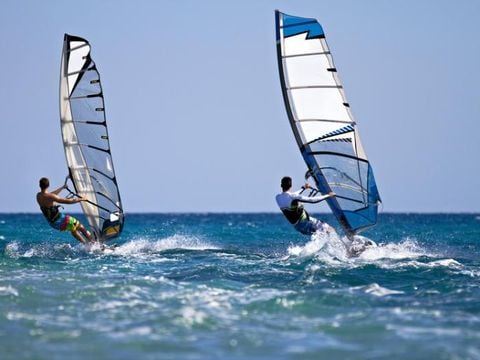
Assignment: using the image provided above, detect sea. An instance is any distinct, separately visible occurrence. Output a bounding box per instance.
[0,213,479,359]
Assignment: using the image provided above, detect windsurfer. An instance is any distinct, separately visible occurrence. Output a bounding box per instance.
[276,176,336,235]
[36,177,94,244]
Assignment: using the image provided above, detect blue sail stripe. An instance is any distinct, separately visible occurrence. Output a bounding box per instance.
[310,125,354,144]
[282,13,324,39]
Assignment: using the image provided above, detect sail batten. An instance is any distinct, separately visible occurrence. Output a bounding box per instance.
[297,119,353,124]
[67,43,89,52]
[283,52,331,59]
[287,85,343,90]
[60,33,124,241]
[275,11,381,237]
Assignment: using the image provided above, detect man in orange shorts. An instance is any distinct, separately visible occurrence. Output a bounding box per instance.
[36,177,94,244]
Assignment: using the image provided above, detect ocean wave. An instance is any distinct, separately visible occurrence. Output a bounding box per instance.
[375,257,464,271]
[4,241,20,258]
[107,235,220,257]
[156,283,296,327]
[0,285,19,297]
[282,233,471,278]
[458,268,480,278]
[3,235,220,260]
[323,283,404,298]
[286,232,428,266]
[386,323,465,338]
[287,231,345,260]
[288,233,431,260]
[356,283,404,297]
[358,238,427,261]
[5,240,79,259]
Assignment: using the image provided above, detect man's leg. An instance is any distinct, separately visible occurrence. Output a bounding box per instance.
[77,223,94,242]
[64,215,93,244]
[71,230,87,244]
[310,217,336,235]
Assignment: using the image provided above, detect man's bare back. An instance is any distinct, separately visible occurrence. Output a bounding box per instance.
[37,177,94,244]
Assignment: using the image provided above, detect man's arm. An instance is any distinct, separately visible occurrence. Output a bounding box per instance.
[47,192,85,205]
[296,192,335,204]
[291,182,314,196]
[293,183,336,204]
[50,184,67,195]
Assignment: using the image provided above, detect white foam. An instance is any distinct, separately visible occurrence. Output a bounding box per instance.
[158,283,295,328]
[126,326,152,336]
[358,238,426,261]
[390,307,442,319]
[361,283,404,297]
[6,312,36,321]
[177,306,207,326]
[20,243,78,258]
[283,231,452,272]
[376,257,464,271]
[0,285,19,297]
[287,231,342,258]
[287,231,367,267]
[5,235,219,261]
[459,268,480,278]
[275,297,304,308]
[84,242,108,253]
[5,241,20,259]
[387,324,463,338]
[426,259,463,268]
[23,248,35,258]
[110,235,220,257]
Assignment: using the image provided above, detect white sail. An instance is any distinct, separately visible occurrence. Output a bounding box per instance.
[59,34,124,240]
[276,11,381,235]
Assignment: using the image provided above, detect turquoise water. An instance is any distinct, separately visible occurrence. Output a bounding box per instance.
[0,213,479,359]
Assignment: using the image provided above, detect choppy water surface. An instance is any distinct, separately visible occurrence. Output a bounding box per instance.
[0,213,479,359]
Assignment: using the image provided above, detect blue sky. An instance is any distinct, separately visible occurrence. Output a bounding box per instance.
[0,0,479,213]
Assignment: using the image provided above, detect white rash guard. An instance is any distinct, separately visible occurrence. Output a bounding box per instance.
[275,189,330,225]
[276,189,330,209]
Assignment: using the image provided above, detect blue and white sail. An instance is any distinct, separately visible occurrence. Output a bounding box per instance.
[275,11,381,236]
[59,34,124,241]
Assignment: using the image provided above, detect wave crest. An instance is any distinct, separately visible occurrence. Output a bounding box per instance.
[110,235,220,257]
[4,235,220,260]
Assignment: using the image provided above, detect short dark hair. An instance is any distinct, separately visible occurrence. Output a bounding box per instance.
[39,177,50,190]
[281,176,292,191]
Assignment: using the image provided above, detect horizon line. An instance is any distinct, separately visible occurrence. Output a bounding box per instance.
[1,211,479,215]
